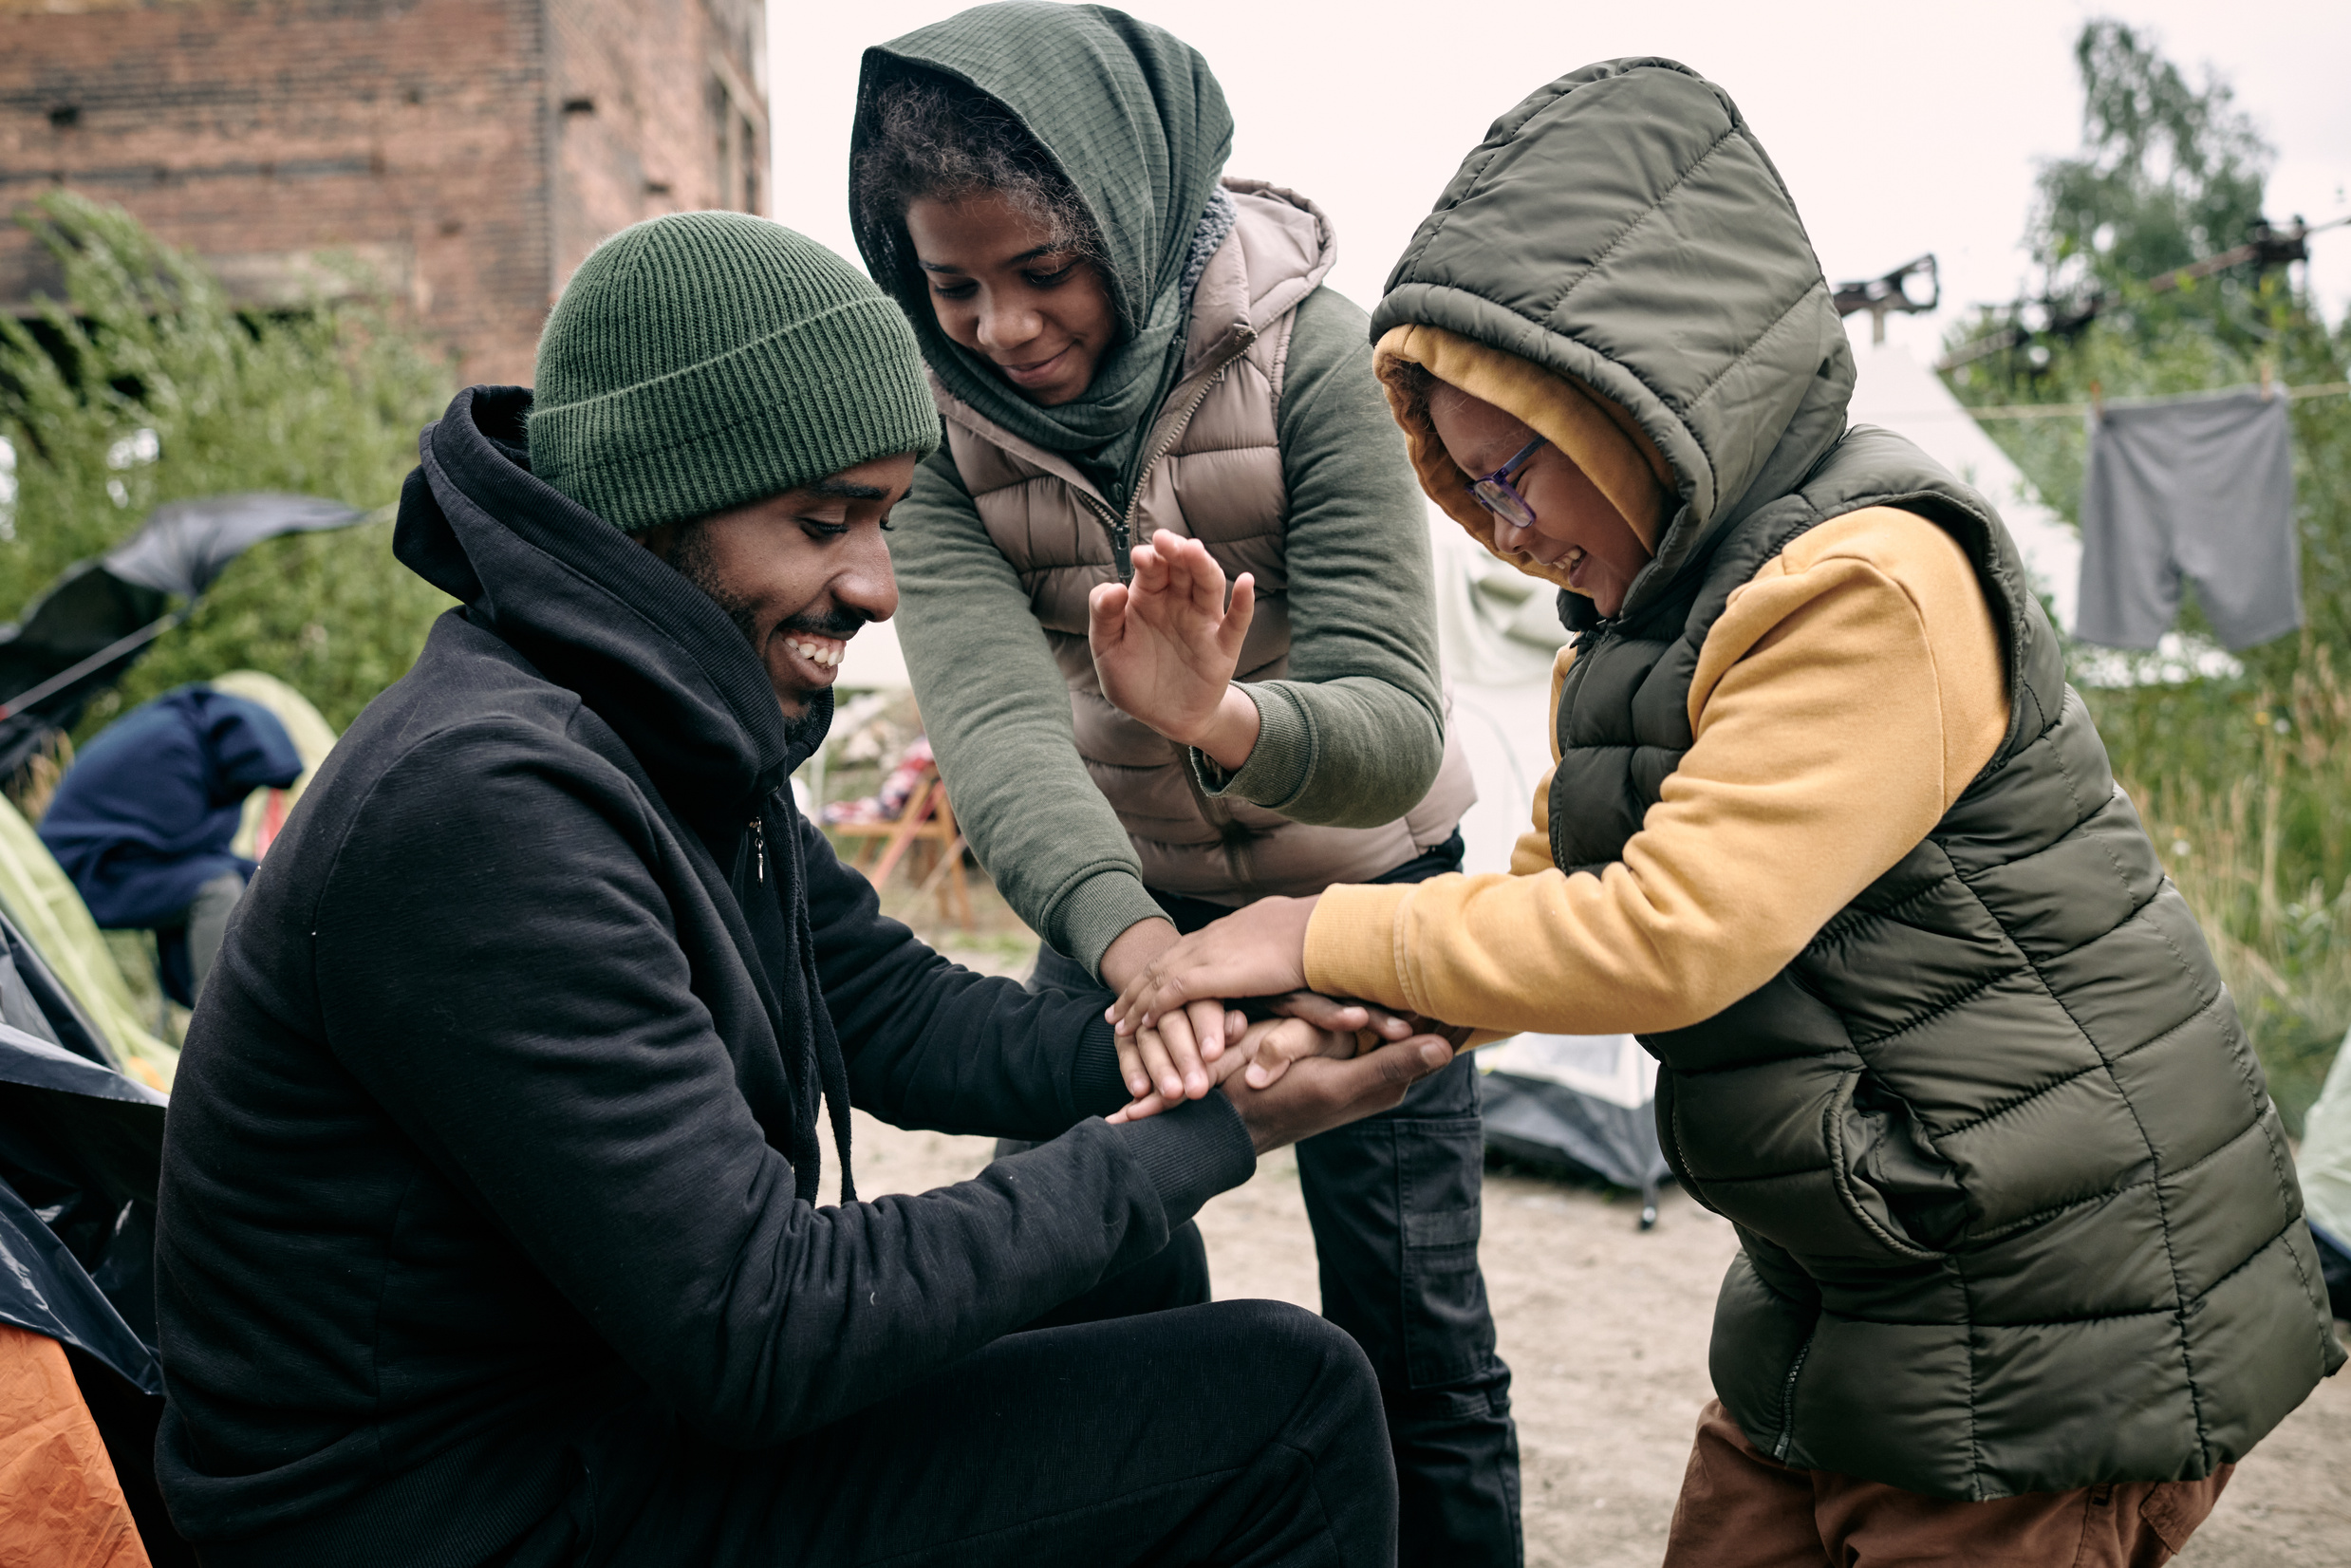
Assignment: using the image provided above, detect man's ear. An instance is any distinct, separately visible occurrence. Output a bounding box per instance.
[637,519,680,562]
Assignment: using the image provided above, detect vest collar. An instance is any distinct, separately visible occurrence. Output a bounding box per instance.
[928,183,1334,516]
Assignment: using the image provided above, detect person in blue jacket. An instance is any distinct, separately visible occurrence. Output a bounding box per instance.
[39,684,301,1005]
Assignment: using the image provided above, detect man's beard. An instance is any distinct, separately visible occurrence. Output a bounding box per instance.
[659,521,869,653]
[664,521,764,649]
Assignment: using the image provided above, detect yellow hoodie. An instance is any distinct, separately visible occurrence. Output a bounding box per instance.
[1303,327,2009,1035]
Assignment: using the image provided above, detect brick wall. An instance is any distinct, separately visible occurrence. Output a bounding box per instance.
[546,0,766,293]
[1,0,767,387]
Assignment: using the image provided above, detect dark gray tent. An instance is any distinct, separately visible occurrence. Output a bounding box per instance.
[0,493,362,777]
[1479,1033,1672,1227]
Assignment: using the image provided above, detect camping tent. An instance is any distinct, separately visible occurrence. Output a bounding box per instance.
[1479,1033,1670,1225]
[0,796,175,1086]
[1842,337,2081,630]
[211,669,340,860]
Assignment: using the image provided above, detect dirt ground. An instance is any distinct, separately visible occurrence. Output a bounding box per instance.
[817,871,2351,1565]
[844,1111,2348,1566]
[832,905,2351,1567]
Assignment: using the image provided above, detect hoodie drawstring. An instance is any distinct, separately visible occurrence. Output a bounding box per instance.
[758,794,853,1205]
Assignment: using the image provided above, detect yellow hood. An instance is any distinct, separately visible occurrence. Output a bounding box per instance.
[1374,323,1670,592]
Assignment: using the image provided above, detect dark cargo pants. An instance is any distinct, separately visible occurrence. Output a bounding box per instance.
[1017,849,1521,1568]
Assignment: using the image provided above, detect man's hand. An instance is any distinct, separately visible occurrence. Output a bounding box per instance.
[1225,1034,1457,1155]
[1106,1010,1361,1123]
[1099,918,1232,1102]
[1266,990,1416,1047]
[1088,531,1260,772]
[1109,897,1317,1038]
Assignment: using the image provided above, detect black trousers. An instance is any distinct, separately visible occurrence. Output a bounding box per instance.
[1017,837,1521,1568]
[531,1300,1393,1567]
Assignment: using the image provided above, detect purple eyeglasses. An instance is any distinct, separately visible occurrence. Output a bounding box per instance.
[1467,436,1548,529]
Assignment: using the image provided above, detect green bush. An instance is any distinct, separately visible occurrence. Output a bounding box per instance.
[0,191,456,735]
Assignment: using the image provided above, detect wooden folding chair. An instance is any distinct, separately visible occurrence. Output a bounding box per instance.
[832,763,974,930]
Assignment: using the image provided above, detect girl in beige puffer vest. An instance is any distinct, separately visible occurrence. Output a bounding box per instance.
[849,9,1516,1566]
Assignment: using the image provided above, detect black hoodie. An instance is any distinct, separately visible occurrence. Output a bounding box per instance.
[151,388,1256,1566]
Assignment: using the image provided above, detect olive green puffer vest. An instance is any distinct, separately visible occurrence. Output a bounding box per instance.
[933,182,1474,899]
[1556,425,2344,1500]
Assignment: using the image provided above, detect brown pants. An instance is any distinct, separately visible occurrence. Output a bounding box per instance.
[1662,1401,2231,1568]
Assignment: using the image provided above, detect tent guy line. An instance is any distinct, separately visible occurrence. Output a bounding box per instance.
[1892,381,2351,421]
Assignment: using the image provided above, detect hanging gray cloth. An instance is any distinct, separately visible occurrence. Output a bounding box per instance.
[2076,388,2299,651]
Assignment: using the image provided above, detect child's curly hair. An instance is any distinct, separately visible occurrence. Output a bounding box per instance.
[851,68,1104,299]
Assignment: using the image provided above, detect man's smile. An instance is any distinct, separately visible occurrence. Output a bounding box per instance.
[785,631,849,667]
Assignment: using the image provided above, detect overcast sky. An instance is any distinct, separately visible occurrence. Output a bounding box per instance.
[767,0,2351,364]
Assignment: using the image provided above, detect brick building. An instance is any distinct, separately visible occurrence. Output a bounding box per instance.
[0,0,768,384]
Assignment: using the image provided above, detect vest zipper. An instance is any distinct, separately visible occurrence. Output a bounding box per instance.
[750,815,766,884]
[1078,328,1259,582]
[1772,1331,1816,1461]
[1072,327,1260,881]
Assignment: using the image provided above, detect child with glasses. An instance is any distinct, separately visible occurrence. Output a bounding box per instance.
[1109,55,2337,1568]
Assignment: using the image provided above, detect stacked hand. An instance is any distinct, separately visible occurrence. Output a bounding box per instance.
[1107,895,1319,1039]
[1089,530,1260,771]
[1108,990,1417,1121]
[1100,898,1465,1155]
[1087,537,1466,1150]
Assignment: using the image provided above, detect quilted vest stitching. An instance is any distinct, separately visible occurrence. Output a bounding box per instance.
[936,193,1475,899]
[1550,426,2335,1499]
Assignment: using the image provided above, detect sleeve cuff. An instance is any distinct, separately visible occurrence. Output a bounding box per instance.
[1071,1016,1129,1118]
[1114,1092,1257,1227]
[1302,883,1418,1011]
[1057,872,1169,981]
[1188,685,1313,810]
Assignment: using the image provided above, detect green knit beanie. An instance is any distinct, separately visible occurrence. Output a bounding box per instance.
[530,212,940,532]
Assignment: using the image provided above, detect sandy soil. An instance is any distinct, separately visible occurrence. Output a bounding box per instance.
[841,1108,2349,1566]
[841,914,2351,1564]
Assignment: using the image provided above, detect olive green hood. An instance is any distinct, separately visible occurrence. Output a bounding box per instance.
[1370,58,1856,621]
[852,3,1232,488]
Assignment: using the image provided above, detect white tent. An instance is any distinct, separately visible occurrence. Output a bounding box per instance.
[834,614,911,694]
[1843,335,2081,631]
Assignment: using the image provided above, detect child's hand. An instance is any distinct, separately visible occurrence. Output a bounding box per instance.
[1087,531,1260,770]
[1105,1012,1361,1124]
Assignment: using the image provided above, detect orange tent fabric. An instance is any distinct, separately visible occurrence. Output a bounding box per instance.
[0,1321,150,1568]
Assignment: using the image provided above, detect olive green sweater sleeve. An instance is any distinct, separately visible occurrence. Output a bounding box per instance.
[1189,286,1446,825]
[889,446,1165,975]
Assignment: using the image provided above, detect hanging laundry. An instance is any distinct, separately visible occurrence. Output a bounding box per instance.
[2076,387,2299,651]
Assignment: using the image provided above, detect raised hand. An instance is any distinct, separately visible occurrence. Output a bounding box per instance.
[1088,531,1261,770]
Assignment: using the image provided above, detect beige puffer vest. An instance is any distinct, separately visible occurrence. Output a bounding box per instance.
[932,180,1475,901]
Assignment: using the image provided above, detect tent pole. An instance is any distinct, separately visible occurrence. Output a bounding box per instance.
[0,612,187,721]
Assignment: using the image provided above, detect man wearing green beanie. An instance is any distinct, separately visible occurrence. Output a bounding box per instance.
[152,211,1447,1567]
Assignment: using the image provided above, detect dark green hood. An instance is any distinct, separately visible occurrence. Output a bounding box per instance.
[1371,58,1856,621]
[852,2,1233,483]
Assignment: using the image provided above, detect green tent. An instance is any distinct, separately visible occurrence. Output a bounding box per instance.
[0,669,342,1090]
[0,792,176,1087]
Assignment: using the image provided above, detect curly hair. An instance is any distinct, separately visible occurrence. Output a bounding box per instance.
[851,68,1103,296]
[1375,356,1465,432]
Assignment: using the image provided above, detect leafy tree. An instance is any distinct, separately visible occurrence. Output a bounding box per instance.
[2032,20,2270,320]
[0,192,456,736]
[1944,21,2351,1123]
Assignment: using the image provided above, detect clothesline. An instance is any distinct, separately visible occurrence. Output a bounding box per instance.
[1960,382,2351,420]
